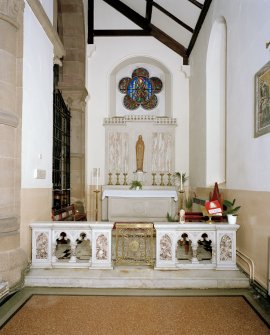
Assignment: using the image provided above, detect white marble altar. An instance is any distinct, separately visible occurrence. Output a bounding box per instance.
[31,222,114,269]
[27,221,249,289]
[30,221,239,271]
[154,222,239,270]
[102,187,178,221]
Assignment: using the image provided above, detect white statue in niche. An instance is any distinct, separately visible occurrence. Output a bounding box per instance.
[165,134,172,172]
[158,133,165,172]
[151,133,158,172]
[109,132,129,173]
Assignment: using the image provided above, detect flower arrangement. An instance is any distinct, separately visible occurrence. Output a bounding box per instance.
[130,180,142,190]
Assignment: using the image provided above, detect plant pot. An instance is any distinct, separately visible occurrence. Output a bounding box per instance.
[227,214,237,224]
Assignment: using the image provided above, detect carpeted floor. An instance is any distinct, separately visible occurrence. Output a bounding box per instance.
[0,295,269,335]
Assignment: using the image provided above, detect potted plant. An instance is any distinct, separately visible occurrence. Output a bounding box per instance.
[223,199,241,224]
[185,194,193,211]
[130,180,142,190]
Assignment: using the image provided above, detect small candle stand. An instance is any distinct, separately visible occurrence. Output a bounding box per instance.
[160,173,165,186]
[94,189,100,221]
[151,173,157,186]
[123,172,128,185]
[108,172,113,185]
[167,172,172,186]
[178,189,185,211]
[115,172,120,185]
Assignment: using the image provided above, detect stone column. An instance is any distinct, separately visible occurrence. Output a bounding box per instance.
[0,0,28,292]
[62,90,87,204]
[56,0,87,211]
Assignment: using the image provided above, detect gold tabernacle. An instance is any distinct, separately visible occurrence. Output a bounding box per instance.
[115,223,154,267]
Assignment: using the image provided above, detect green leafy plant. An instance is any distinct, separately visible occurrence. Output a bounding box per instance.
[185,194,193,211]
[166,212,178,222]
[174,172,188,186]
[130,180,142,190]
[223,199,241,215]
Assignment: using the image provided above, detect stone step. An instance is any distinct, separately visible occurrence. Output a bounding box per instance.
[25,267,250,289]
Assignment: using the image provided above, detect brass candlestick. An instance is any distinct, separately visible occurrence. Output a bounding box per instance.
[123,173,128,185]
[108,172,113,185]
[93,189,100,221]
[115,172,120,185]
[160,173,164,186]
[151,173,157,186]
[167,172,172,186]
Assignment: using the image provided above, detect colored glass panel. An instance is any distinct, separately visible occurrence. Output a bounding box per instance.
[119,67,162,111]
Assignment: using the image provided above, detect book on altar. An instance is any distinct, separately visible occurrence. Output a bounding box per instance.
[205,200,222,216]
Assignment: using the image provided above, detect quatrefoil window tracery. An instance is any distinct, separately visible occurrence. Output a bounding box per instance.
[118,67,163,110]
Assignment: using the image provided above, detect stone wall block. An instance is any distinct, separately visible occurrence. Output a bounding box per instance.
[0,50,16,85]
[0,188,14,215]
[0,82,16,114]
[0,157,14,187]
[62,35,84,49]
[0,125,15,157]
[0,21,16,54]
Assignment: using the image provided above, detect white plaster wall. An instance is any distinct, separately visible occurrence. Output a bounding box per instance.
[206,19,226,186]
[86,37,189,185]
[94,0,139,30]
[190,0,270,191]
[21,2,54,188]
[39,0,53,22]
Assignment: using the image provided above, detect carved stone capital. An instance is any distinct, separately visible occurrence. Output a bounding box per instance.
[87,45,96,58]
[0,0,24,28]
[181,65,190,78]
[60,88,88,111]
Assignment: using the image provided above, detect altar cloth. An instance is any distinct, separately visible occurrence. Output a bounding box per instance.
[102,189,178,201]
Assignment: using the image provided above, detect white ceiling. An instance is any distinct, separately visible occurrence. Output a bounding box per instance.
[93,0,212,63]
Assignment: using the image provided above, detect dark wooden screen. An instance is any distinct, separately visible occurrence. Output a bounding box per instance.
[52,89,71,209]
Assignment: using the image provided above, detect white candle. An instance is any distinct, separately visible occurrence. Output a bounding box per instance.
[96,168,100,190]
[180,172,183,191]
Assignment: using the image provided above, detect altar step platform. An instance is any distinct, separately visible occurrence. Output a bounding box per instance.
[25,267,250,289]
[28,221,250,289]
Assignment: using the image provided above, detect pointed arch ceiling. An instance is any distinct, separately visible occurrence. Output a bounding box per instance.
[88,0,212,64]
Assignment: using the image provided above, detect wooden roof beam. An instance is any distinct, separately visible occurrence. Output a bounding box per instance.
[186,0,212,57]
[153,1,194,33]
[187,0,203,10]
[146,0,153,23]
[102,0,188,62]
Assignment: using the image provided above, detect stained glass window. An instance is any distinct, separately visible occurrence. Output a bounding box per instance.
[119,67,163,110]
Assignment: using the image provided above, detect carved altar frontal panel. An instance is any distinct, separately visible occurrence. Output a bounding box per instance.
[108,197,174,221]
[35,231,49,260]
[115,223,154,266]
[32,229,52,265]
